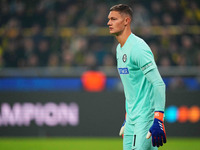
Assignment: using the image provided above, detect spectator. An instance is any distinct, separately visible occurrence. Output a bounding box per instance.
[23,38,36,64]
[61,49,75,67]
[84,53,97,70]
[180,35,196,65]
[3,40,18,67]
[0,0,199,69]
[27,54,39,67]
[36,39,50,66]
[103,54,115,67]
[48,53,60,67]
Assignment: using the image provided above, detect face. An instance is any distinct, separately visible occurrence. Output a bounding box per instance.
[107,11,128,35]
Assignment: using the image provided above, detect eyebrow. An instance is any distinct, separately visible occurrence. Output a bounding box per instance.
[108,16,117,19]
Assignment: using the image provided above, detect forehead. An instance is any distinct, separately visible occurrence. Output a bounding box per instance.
[108,11,123,18]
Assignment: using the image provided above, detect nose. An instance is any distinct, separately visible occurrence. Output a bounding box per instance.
[107,20,111,26]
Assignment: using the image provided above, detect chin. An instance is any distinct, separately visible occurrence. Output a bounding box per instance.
[110,31,120,36]
[109,30,114,34]
[110,30,117,35]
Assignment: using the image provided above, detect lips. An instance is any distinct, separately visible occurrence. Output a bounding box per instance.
[109,27,113,30]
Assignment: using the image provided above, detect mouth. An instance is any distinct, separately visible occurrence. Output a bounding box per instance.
[109,27,113,31]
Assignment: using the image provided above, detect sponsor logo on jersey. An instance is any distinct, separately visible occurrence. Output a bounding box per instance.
[122,54,127,62]
[118,68,129,74]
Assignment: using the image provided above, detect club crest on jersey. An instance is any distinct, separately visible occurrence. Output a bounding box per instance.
[122,54,127,62]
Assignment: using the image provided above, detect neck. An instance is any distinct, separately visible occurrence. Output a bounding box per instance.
[116,28,132,48]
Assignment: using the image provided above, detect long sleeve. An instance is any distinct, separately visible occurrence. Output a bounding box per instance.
[145,68,166,111]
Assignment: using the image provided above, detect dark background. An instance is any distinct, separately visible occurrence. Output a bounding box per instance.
[0,91,199,137]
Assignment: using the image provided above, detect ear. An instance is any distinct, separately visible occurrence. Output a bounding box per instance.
[124,17,131,26]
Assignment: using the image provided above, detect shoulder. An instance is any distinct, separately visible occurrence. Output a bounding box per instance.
[131,34,151,54]
[131,34,154,62]
[127,34,147,54]
[132,34,149,49]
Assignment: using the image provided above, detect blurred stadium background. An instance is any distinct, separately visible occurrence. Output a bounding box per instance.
[0,0,200,149]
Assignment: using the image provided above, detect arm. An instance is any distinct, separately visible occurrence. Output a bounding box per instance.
[145,68,167,147]
[132,41,166,146]
[144,68,166,112]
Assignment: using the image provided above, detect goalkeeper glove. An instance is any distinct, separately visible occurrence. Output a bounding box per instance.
[119,113,126,137]
[119,120,126,137]
[146,111,167,147]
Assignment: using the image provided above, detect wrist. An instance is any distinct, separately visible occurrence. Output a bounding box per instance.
[154,111,164,122]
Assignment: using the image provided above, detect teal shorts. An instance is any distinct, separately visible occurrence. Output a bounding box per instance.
[123,120,158,150]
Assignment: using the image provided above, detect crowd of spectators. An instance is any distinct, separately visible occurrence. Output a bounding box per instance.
[0,0,200,69]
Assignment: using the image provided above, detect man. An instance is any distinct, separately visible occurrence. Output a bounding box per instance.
[107,4,167,150]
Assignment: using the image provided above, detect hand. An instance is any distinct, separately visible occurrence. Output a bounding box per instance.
[146,111,167,147]
[119,120,126,136]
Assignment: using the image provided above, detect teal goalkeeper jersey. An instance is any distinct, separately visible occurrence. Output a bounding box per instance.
[117,33,159,124]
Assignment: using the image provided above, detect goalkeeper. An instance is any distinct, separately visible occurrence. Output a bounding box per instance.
[107,4,167,150]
